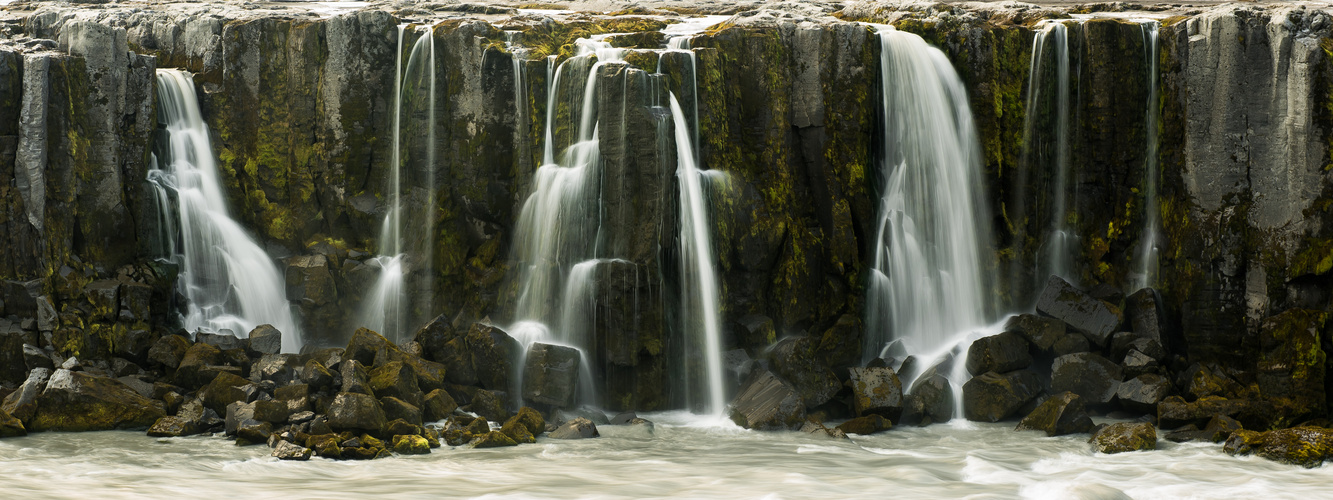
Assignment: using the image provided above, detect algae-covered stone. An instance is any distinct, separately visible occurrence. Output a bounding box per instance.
[174,342,223,389]
[345,327,400,367]
[202,372,250,415]
[148,335,190,370]
[301,359,334,389]
[962,370,1043,422]
[380,396,422,425]
[510,407,545,436]
[29,369,166,431]
[392,434,431,454]
[845,366,903,419]
[340,359,375,396]
[472,430,518,448]
[1016,391,1093,436]
[1116,374,1172,414]
[1256,309,1327,414]
[146,415,194,437]
[1224,427,1333,468]
[370,361,423,408]
[422,389,459,422]
[500,417,536,444]
[0,408,26,437]
[1090,422,1156,454]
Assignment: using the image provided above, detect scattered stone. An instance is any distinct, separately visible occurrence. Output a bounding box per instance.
[345,327,400,367]
[22,344,53,371]
[272,440,312,460]
[1257,309,1328,414]
[236,420,273,445]
[845,366,902,419]
[174,342,222,389]
[728,368,806,430]
[610,411,639,425]
[3,368,50,422]
[225,401,257,435]
[147,416,194,437]
[1121,349,1158,378]
[509,407,545,437]
[1090,422,1157,454]
[962,370,1043,422]
[250,353,299,386]
[966,332,1032,376]
[521,342,581,408]
[1157,396,1276,430]
[1051,352,1123,405]
[1016,392,1094,436]
[500,417,536,443]
[1035,275,1124,347]
[549,417,600,439]
[472,430,518,448]
[835,414,891,435]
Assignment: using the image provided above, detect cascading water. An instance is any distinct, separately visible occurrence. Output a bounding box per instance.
[1130,21,1161,291]
[507,38,627,406]
[358,24,436,344]
[1022,21,1076,285]
[149,69,302,352]
[863,28,992,397]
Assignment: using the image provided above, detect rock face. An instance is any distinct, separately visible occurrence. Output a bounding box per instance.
[728,368,806,430]
[1090,422,1157,454]
[522,343,581,408]
[29,369,166,431]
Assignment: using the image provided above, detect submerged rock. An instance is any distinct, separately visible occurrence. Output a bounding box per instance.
[962,370,1043,422]
[1165,415,1243,443]
[835,414,891,435]
[1016,391,1093,436]
[549,417,599,439]
[472,430,518,448]
[728,368,806,430]
[1090,422,1156,454]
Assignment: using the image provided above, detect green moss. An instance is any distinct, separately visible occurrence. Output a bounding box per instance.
[518,17,673,63]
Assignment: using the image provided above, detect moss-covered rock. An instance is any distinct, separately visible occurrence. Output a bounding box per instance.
[29,369,166,432]
[1224,427,1333,468]
[1090,422,1157,454]
[391,434,431,454]
[1016,391,1093,436]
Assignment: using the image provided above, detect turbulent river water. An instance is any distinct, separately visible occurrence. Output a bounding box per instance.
[1,414,1327,499]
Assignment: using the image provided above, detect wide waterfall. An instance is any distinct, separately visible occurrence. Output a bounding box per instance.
[149,69,302,352]
[1130,21,1161,291]
[1022,22,1076,285]
[357,24,436,344]
[863,28,991,386]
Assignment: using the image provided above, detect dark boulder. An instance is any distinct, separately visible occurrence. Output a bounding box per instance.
[521,342,581,408]
[965,332,1032,376]
[147,335,190,370]
[29,369,166,431]
[472,430,519,448]
[439,336,479,387]
[734,314,776,348]
[1256,309,1327,414]
[835,414,891,435]
[391,434,431,454]
[380,396,422,425]
[2,368,51,422]
[1116,374,1173,414]
[466,323,520,391]
[1125,288,1166,345]
[1035,275,1124,347]
[728,368,806,430]
[422,389,459,421]
[340,360,375,396]
[0,408,26,437]
[345,327,400,367]
[1090,422,1157,453]
[174,342,223,389]
[247,325,283,356]
[23,344,54,372]
[766,336,840,409]
[466,389,510,423]
[1166,414,1243,443]
[508,407,545,437]
[1157,396,1277,430]
[1016,391,1093,436]
[253,399,289,424]
[225,402,256,435]
[202,372,250,415]
[845,367,902,419]
[1052,333,1091,356]
[549,417,600,439]
[147,416,195,437]
[1051,353,1123,405]
[197,332,245,352]
[1003,314,1066,353]
[250,354,299,386]
[962,370,1043,422]
[301,359,334,390]
[326,392,386,433]
[500,417,536,444]
[1121,350,1159,378]
[901,371,954,426]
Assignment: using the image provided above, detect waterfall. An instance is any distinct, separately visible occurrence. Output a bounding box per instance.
[863,28,991,389]
[357,24,435,343]
[1022,22,1076,285]
[150,69,302,352]
[1130,21,1161,291]
[507,39,626,406]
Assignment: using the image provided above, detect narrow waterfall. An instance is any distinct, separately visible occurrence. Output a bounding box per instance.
[1022,22,1076,285]
[508,39,627,406]
[150,69,302,352]
[1130,21,1161,291]
[863,29,991,388]
[358,24,435,343]
[668,92,725,417]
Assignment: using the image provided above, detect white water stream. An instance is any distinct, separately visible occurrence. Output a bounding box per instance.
[1,419,1327,499]
[1023,21,1077,286]
[1129,21,1161,292]
[863,28,991,387]
[150,69,302,352]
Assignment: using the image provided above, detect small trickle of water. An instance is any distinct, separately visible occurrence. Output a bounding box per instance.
[863,28,992,389]
[151,69,302,352]
[1130,21,1161,291]
[1023,21,1077,285]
